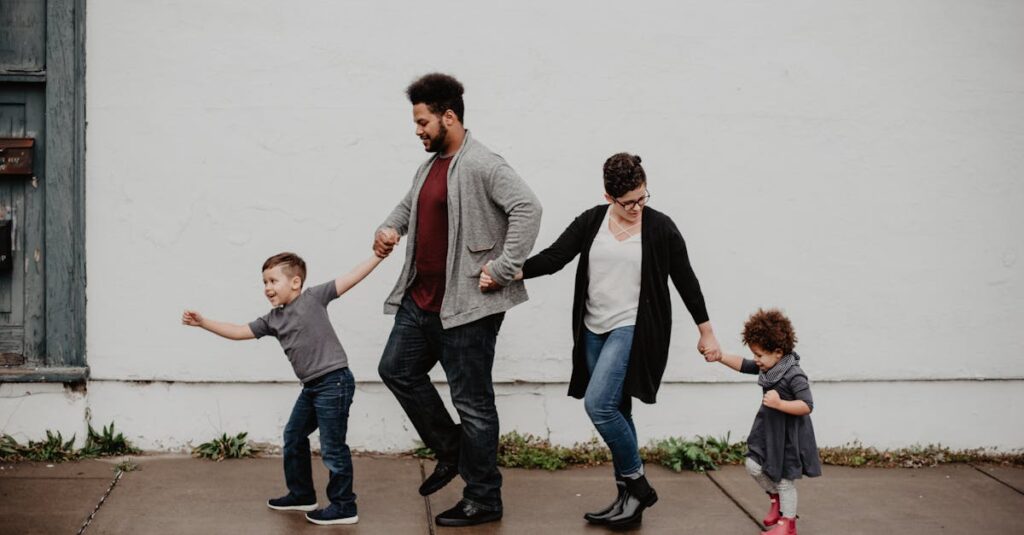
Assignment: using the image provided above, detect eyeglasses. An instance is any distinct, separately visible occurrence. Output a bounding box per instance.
[613,190,651,211]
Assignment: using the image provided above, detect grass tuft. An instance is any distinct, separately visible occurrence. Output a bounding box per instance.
[115,458,140,473]
[819,442,1024,468]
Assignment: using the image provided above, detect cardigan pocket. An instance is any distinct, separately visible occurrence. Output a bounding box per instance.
[465,241,496,277]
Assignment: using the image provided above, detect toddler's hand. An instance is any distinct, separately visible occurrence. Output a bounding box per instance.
[703,351,722,363]
[182,310,203,327]
[698,344,721,362]
[762,389,781,409]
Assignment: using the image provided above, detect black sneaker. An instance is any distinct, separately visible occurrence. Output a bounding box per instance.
[418,461,459,496]
[305,504,359,525]
[267,494,318,512]
[434,500,502,527]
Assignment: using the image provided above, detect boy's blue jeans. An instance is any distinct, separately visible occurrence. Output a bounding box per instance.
[583,326,643,477]
[283,367,356,515]
[378,295,505,511]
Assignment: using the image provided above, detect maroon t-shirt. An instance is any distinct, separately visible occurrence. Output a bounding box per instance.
[410,156,452,312]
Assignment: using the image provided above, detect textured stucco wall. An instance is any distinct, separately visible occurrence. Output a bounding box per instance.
[4,0,1022,451]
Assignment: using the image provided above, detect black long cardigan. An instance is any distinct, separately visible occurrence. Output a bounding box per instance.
[522,205,710,404]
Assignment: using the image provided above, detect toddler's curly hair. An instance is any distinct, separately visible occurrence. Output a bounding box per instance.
[742,308,797,354]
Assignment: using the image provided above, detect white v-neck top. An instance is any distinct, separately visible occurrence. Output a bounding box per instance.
[584,209,642,334]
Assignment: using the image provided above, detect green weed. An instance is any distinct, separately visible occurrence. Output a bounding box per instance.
[81,423,141,458]
[641,434,747,473]
[192,432,257,461]
[22,430,80,463]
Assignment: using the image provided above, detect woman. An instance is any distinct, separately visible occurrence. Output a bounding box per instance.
[481,153,721,527]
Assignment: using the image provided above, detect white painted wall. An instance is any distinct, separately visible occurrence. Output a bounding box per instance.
[4,1,1023,451]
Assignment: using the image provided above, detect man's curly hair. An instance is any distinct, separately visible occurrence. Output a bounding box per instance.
[742,308,797,354]
[406,73,465,122]
[603,153,646,198]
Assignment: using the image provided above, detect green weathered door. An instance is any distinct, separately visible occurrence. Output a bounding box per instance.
[0,1,48,367]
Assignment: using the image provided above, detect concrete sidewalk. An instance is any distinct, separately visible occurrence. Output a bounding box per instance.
[1,455,1022,534]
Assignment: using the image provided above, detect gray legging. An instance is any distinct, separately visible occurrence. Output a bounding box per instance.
[745,457,797,518]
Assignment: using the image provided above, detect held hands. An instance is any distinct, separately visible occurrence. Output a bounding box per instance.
[762,389,782,409]
[479,261,502,292]
[480,263,525,292]
[181,310,204,327]
[373,228,401,258]
[702,350,723,363]
[697,332,722,362]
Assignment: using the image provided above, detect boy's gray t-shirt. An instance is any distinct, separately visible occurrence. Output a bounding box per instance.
[248,281,349,383]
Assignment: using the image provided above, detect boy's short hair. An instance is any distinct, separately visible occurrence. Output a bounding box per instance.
[407,73,465,123]
[742,308,797,354]
[603,153,646,198]
[262,252,307,284]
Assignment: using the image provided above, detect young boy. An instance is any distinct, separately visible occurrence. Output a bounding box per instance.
[182,252,382,526]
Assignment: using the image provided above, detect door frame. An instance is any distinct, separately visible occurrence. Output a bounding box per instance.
[0,0,86,382]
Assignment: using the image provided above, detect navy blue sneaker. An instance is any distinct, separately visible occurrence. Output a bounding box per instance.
[267,494,318,512]
[306,504,359,525]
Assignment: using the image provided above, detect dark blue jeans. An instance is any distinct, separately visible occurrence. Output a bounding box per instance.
[283,367,356,515]
[583,326,643,477]
[378,295,505,511]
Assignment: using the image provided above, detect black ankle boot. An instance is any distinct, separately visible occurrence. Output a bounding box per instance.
[606,474,658,527]
[583,476,626,524]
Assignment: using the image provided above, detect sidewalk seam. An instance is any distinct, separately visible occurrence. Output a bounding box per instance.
[419,460,436,535]
[76,469,125,535]
[970,464,1024,496]
[704,471,763,529]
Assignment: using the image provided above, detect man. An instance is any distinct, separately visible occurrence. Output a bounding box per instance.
[374,73,541,527]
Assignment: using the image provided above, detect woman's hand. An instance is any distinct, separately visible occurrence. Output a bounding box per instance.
[479,262,501,292]
[762,390,782,409]
[697,330,721,362]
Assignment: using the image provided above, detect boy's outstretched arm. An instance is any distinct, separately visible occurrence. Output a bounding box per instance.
[334,255,385,297]
[182,310,255,340]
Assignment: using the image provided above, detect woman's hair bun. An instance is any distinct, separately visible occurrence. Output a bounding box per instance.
[633,155,642,165]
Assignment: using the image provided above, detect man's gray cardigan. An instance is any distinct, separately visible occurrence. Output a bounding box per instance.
[378,131,542,328]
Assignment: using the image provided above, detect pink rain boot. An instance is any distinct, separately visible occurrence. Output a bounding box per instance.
[761,516,797,535]
[762,493,780,527]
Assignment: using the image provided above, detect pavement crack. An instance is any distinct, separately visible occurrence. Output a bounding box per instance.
[419,459,436,535]
[970,464,1024,495]
[704,471,763,529]
[76,469,126,535]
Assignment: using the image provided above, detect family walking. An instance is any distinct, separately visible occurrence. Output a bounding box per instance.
[182,72,821,534]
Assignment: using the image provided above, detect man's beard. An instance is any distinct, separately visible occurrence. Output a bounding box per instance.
[426,123,448,153]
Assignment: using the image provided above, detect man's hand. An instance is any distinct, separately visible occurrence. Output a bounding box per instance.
[182,310,204,327]
[762,390,782,409]
[479,262,503,292]
[373,228,400,258]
